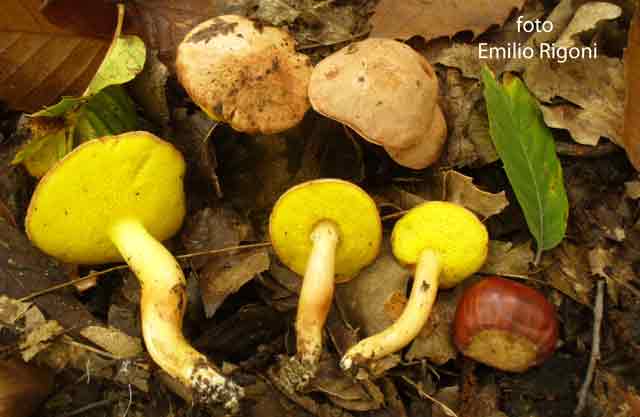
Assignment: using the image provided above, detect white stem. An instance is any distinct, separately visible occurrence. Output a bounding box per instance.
[296,220,339,366]
[341,249,440,370]
[109,218,243,411]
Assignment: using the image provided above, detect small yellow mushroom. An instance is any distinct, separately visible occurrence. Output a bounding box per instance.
[341,201,488,370]
[269,179,382,389]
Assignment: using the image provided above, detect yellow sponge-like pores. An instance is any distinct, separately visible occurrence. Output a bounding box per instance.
[391,201,488,288]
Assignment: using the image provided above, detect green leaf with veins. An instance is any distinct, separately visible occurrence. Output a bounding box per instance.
[482,67,568,262]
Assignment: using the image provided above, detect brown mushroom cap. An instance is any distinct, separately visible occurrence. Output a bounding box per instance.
[176,15,312,134]
[308,38,447,169]
[384,105,447,169]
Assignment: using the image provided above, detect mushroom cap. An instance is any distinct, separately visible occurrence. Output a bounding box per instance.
[391,202,488,288]
[269,179,382,282]
[26,131,186,265]
[176,15,312,134]
[384,105,447,169]
[308,38,443,161]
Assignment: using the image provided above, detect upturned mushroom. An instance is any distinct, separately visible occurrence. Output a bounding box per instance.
[176,15,312,134]
[341,201,488,370]
[26,132,243,412]
[308,38,447,169]
[269,179,382,389]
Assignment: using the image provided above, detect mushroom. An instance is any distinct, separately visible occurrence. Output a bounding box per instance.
[25,132,243,412]
[308,38,447,169]
[269,179,382,389]
[176,15,312,134]
[340,201,488,370]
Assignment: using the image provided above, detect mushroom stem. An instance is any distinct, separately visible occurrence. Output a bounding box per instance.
[296,220,340,367]
[341,249,441,370]
[109,218,244,412]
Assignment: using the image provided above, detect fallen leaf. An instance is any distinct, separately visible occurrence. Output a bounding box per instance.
[481,240,534,276]
[439,69,498,168]
[444,170,508,218]
[524,56,624,146]
[624,7,640,169]
[126,0,226,71]
[406,287,460,365]
[0,295,31,327]
[20,311,65,361]
[256,0,366,48]
[129,49,170,128]
[0,0,111,111]
[312,355,384,411]
[556,2,622,48]
[335,237,411,338]
[371,0,525,42]
[483,69,569,260]
[625,179,640,199]
[544,242,593,305]
[79,325,143,358]
[199,248,270,317]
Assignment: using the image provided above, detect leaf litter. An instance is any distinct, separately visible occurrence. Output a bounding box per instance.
[1,1,640,417]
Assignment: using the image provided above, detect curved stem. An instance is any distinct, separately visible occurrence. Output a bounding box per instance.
[296,220,339,367]
[109,218,243,412]
[341,249,441,370]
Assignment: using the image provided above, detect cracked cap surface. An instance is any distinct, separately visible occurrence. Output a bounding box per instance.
[26,131,186,264]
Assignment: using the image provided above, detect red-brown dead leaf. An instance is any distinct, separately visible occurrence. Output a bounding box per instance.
[0,0,112,111]
[624,8,640,170]
[371,0,525,42]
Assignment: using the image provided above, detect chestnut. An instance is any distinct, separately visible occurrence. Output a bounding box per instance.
[453,277,559,372]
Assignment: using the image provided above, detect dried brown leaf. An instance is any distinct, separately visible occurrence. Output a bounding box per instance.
[126,0,226,71]
[524,56,624,146]
[624,8,640,169]
[481,240,534,276]
[444,171,508,218]
[335,238,411,337]
[406,287,460,365]
[200,248,270,317]
[0,0,110,111]
[79,325,143,358]
[371,0,525,42]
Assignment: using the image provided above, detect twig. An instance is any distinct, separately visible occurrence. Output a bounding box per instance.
[401,375,459,417]
[18,242,272,302]
[575,280,605,415]
[61,399,116,417]
[381,211,408,221]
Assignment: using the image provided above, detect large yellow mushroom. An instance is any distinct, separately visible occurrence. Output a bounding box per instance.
[341,201,488,370]
[25,132,243,412]
[269,179,382,389]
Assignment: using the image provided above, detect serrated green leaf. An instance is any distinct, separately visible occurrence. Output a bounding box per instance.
[482,67,568,259]
[31,97,87,118]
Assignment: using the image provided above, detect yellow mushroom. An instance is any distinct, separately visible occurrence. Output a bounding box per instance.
[269,179,382,389]
[25,132,243,412]
[341,201,488,370]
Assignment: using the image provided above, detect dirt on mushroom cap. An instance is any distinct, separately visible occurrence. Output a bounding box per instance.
[176,15,312,135]
[269,179,382,282]
[25,132,186,265]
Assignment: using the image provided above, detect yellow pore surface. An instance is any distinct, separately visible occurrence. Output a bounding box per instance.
[26,132,186,265]
[391,201,488,288]
[269,179,382,282]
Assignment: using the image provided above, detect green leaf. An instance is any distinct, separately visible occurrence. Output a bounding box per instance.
[75,85,138,142]
[481,67,568,259]
[84,35,146,97]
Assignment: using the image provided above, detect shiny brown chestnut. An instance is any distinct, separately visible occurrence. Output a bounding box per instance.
[0,359,54,417]
[453,277,559,372]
